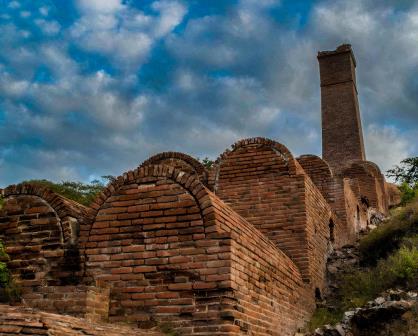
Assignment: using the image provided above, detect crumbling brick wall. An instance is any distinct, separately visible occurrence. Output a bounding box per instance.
[342,161,388,215]
[297,154,359,247]
[140,152,208,185]
[0,184,93,314]
[213,138,335,292]
[80,164,313,335]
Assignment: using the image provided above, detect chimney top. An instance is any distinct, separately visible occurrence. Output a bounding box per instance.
[317,44,356,66]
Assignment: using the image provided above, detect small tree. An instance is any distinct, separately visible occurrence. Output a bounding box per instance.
[387,157,418,204]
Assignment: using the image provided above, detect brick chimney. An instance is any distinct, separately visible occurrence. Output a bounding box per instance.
[317,44,365,173]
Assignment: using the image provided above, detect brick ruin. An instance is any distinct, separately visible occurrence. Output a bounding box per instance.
[0,45,401,335]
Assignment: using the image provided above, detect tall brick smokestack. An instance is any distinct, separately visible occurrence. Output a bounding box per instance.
[317,44,366,172]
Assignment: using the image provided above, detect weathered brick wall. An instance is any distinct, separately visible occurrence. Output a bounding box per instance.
[0,184,92,315]
[304,177,334,292]
[0,304,162,336]
[213,138,311,281]
[385,182,401,207]
[208,192,313,336]
[81,164,314,335]
[83,165,235,332]
[318,44,366,173]
[297,154,361,247]
[213,138,338,290]
[342,161,388,215]
[140,152,208,185]
[297,155,335,203]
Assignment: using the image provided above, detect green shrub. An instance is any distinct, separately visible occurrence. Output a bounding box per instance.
[0,240,20,303]
[359,200,418,265]
[399,182,418,205]
[340,241,418,311]
[22,179,107,206]
[0,195,4,210]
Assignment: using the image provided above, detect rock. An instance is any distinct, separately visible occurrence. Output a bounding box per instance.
[374,297,385,305]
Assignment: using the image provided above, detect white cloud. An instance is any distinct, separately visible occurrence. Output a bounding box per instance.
[76,0,124,14]
[365,124,411,173]
[70,0,187,71]
[35,19,61,35]
[39,6,49,16]
[8,1,20,9]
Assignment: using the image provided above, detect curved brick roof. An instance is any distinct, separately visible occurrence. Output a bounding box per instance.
[140,151,208,181]
[0,304,162,335]
[297,154,333,178]
[3,183,92,221]
[216,137,298,175]
[89,164,210,216]
[2,183,93,246]
[342,160,383,179]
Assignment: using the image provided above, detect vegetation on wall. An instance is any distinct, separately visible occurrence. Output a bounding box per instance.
[309,197,418,331]
[359,200,418,264]
[0,240,20,303]
[198,157,214,169]
[387,157,418,205]
[20,176,114,206]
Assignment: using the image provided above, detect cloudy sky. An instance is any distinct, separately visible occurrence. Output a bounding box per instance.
[0,0,417,186]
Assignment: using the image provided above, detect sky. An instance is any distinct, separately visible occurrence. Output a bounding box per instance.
[0,0,417,186]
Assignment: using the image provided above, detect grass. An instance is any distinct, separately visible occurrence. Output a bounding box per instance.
[359,199,418,265]
[308,199,418,331]
[308,308,342,331]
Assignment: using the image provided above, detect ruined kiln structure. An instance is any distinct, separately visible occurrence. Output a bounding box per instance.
[0,45,401,335]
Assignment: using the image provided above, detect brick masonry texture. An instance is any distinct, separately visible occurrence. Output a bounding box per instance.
[0,304,163,335]
[0,44,401,336]
[318,44,366,173]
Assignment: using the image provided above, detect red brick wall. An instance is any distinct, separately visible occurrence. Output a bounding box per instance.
[82,164,314,335]
[385,182,401,207]
[297,155,359,247]
[214,138,311,281]
[342,161,388,214]
[0,184,93,317]
[213,138,337,291]
[140,152,208,185]
[84,165,235,332]
[0,185,90,293]
[297,155,334,202]
[208,192,312,336]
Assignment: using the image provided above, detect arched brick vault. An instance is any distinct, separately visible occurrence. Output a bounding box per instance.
[82,164,312,335]
[297,155,333,201]
[139,152,208,185]
[0,183,92,289]
[342,160,388,214]
[212,137,339,293]
[2,183,92,244]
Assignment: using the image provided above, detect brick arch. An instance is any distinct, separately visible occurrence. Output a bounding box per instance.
[88,165,210,220]
[3,183,90,245]
[216,137,298,175]
[342,161,387,213]
[297,155,333,178]
[85,165,223,328]
[139,151,208,184]
[0,183,90,290]
[84,165,310,334]
[297,155,335,205]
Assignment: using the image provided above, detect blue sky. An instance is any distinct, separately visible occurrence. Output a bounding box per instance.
[0,0,417,185]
